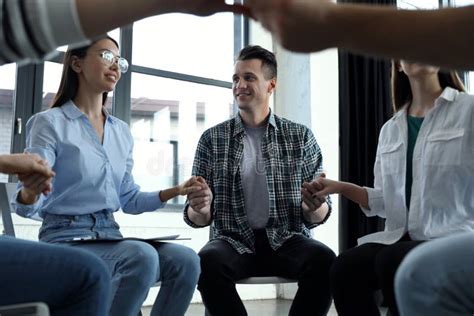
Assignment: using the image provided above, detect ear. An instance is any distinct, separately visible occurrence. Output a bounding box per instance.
[70,56,83,74]
[268,78,276,94]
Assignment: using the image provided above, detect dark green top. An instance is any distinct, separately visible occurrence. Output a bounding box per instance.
[406,115,424,209]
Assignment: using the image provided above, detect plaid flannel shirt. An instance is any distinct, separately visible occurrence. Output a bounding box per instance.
[184,112,331,254]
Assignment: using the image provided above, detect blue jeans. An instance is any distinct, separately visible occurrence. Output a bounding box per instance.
[395,232,474,316]
[0,235,110,316]
[40,211,200,316]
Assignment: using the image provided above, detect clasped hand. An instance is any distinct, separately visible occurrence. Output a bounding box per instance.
[301,173,328,213]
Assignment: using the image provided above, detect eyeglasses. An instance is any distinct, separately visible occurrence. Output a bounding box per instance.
[100,50,129,73]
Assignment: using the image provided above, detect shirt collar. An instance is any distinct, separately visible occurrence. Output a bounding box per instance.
[62,100,116,124]
[232,109,277,137]
[393,86,459,120]
[438,86,458,103]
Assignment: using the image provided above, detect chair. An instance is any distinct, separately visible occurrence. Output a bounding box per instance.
[0,302,50,316]
[0,182,17,236]
[203,275,297,315]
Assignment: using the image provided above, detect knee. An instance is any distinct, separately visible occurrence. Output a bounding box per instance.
[122,242,159,280]
[174,246,201,283]
[314,246,336,269]
[303,246,336,279]
[75,249,111,286]
[394,250,426,292]
[374,248,402,282]
[330,253,352,286]
[198,244,227,274]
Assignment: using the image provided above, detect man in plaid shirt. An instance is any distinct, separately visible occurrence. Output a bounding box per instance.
[184,45,336,316]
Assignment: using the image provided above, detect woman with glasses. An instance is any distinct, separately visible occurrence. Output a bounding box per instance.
[11,36,201,316]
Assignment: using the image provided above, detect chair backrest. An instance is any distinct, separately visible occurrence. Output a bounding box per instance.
[0,182,17,237]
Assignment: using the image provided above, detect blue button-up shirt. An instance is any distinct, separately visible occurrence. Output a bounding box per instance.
[12,101,164,218]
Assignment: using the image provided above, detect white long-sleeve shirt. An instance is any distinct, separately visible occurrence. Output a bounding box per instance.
[359,87,474,245]
[0,0,88,65]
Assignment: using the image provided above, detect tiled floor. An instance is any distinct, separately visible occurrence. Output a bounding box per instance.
[142,300,389,315]
[141,299,341,316]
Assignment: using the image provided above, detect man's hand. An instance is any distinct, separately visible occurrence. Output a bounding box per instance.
[186,176,213,226]
[0,153,54,178]
[18,172,53,198]
[245,0,334,52]
[177,176,203,196]
[187,176,213,215]
[300,173,332,224]
[301,174,328,213]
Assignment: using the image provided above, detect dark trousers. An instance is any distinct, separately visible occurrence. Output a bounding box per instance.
[330,237,424,316]
[198,230,336,316]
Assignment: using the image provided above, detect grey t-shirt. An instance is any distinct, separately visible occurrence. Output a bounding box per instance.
[240,125,270,229]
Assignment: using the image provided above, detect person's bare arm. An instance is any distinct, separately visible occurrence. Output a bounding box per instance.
[0,154,54,177]
[315,178,369,210]
[159,176,202,202]
[78,0,249,38]
[247,0,474,70]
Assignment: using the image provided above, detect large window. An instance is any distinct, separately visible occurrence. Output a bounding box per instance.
[398,0,474,93]
[130,74,233,204]
[132,14,234,81]
[398,0,439,8]
[128,13,239,206]
[452,0,474,93]
[2,15,242,208]
[0,64,16,182]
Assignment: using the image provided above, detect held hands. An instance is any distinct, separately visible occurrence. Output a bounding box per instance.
[185,176,213,215]
[301,173,343,213]
[0,153,57,205]
[301,173,328,213]
[0,153,54,199]
[0,153,54,178]
[177,176,203,196]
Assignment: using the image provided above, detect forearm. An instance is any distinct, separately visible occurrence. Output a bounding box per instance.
[0,155,9,174]
[159,186,181,203]
[186,206,212,226]
[77,0,166,37]
[339,182,369,209]
[77,0,225,38]
[303,202,329,224]
[326,4,474,70]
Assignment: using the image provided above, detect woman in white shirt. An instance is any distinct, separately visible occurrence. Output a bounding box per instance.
[312,61,471,315]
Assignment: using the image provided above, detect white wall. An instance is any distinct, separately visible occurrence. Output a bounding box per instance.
[310,48,339,255]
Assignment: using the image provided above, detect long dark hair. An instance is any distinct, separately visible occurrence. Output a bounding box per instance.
[51,36,119,108]
[391,60,466,113]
